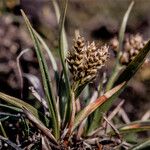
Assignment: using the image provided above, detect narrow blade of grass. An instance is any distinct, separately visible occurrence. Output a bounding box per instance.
[0,112,20,118]
[101,3,135,134]
[130,138,150,150]
[0,104,22,112]
[0,92,49,126]
[33,29,59,90]
[58,0,68,61]
[58,73,67,122]
[0,92,39,118]
[73,82,125,130]
[118,1,134,52]
[21,10,59,139]
[33,30,58,73]
[52,0,68,56]
[0,122,7,138]
[117,120,150,134]
[52,0,70,124]
[52,0,60,23]
[58,0,72,125]
[66,92,75,136]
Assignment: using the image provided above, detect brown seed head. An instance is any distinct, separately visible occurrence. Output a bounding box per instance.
[110,37,119,53]
[110,34,147,65]
[121,34,147,65]
[66,32,109,87]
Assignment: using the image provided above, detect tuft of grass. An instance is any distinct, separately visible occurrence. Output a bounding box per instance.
[0,0,150,149]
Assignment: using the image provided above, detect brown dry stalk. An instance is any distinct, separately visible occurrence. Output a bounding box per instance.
[74,82,126,130]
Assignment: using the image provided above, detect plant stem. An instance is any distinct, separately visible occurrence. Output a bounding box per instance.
[0,122,7,138]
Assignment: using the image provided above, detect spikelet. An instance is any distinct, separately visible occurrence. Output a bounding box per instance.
[66,31,86,82]
[120,34,147,65]
[110,34,147,65]
[66,31,109,88]
[110,37,119,53]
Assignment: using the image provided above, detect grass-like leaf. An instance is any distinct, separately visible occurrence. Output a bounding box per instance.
[130,138,150,150]
[33,30,58,74]
[52,0,60,23]
[118,1,135,52]
[33,29,59,90]
[73,82,125,130]
[52,0,68,55]
[117,120,150,134]
[58,0,72,125]
[0,122,7,138]
[58,73,67,122]
[0,104,22,112]
[0,112,20,118]
[0,92,39,118]
[21,10,59,139]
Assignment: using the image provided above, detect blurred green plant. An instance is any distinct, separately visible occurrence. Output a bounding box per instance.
[0,0,150,149]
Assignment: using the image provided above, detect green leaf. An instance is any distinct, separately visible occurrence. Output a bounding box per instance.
[117,120,150,134]
[58,0,72,125]
[52,0,60,23]
[0,122,7,138]
[130,139,150,150]
[32,29,59,90]
[0,104,22,112]
[52,0,68,56]
[73,82,125,130]
[58,0,68,58]
[58,73,67,121]
[0,112,20,118]
[21,10,59,139]
[0,92,39,118]
[118,1,134,52]
[52,0,70,124]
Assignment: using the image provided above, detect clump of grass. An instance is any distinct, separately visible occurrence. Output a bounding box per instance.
[0,1,150,149]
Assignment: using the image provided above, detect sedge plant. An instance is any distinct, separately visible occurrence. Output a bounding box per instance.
[0,1,150,149]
